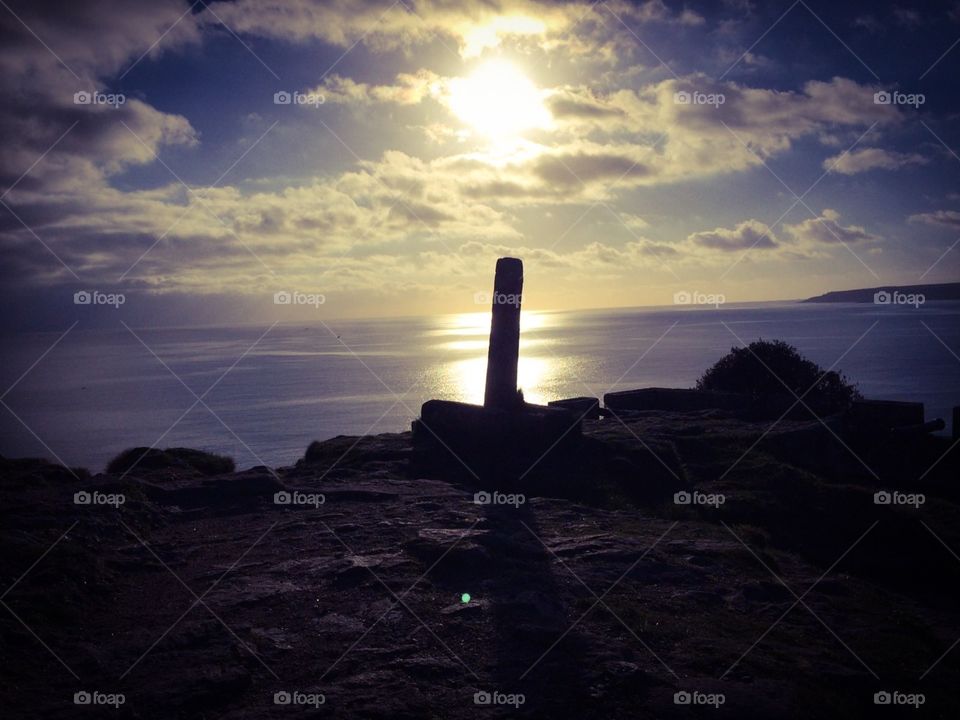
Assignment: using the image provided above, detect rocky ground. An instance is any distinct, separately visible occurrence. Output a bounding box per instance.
[2,411,959,718]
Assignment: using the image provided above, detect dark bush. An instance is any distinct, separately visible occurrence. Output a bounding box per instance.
[107,447,235,476]
[696,339,861,414]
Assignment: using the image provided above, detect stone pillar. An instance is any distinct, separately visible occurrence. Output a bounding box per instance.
[483,257,523,409]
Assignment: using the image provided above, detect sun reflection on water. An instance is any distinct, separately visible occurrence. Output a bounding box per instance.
[431,310,562,406]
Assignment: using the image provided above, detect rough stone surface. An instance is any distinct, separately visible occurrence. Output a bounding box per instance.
[2,416,959,718]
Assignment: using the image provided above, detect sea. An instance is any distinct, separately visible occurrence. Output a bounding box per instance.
[2,301,958,473]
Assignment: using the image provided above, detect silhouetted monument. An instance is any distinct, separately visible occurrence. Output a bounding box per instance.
[413,257,581,469]
[484,257,523,410]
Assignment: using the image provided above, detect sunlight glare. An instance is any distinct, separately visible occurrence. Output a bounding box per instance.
[440,310,553,405]
[447,60,551,142]
[452,355,548,406]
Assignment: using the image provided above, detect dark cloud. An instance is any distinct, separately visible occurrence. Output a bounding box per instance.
[0,0,198,194]
[546,93,625,120]
[785,210,878,245]
[387,201,453,226]
[532,152,650,187]
[689,220,777,251]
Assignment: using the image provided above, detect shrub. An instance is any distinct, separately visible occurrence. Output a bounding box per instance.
[107,447,235,476]
[696,339,861,414]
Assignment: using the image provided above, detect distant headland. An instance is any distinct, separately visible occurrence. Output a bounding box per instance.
[803,281,960,303]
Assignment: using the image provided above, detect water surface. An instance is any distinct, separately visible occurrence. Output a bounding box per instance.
[2,301,958,472]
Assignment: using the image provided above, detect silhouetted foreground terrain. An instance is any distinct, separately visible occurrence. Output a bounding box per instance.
[2,413,959,718]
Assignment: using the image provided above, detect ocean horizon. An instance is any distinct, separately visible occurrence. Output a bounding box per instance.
[3,299,958,473]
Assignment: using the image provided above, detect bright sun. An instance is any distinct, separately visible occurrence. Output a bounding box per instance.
[448,60,551,142]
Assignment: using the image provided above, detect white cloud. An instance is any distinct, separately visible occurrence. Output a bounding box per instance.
[319,72,907,191]
[0,0,931,308]
[909,210,960,229]
[205,0,703,58]
[319,70,445,106]
[824,147,927,174]
[784,209,879,246]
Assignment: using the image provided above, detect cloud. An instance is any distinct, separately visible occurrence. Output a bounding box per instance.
[688,219,777,251]
[0,1,199,196]
[677,75,899,138]
[909,210,960,229]
[501,76,903,184]
[0,0,200,80]
[680,212,880,262]
[531,151,650,188]
[546,88,627,120]
[319,70,444,106]
[784,209,879,245]
[853,15,884,33]
[824,147,927,174]
[2,144,532,293]
[318,71,907,192]
[454,236,678,273]
[893,7,923,27]
[353,70,905,154]
[205,0,703,58]
[205,0,573,57]
[0,0,932,308]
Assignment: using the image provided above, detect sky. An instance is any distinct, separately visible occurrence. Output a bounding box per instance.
[1,0,959,327]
